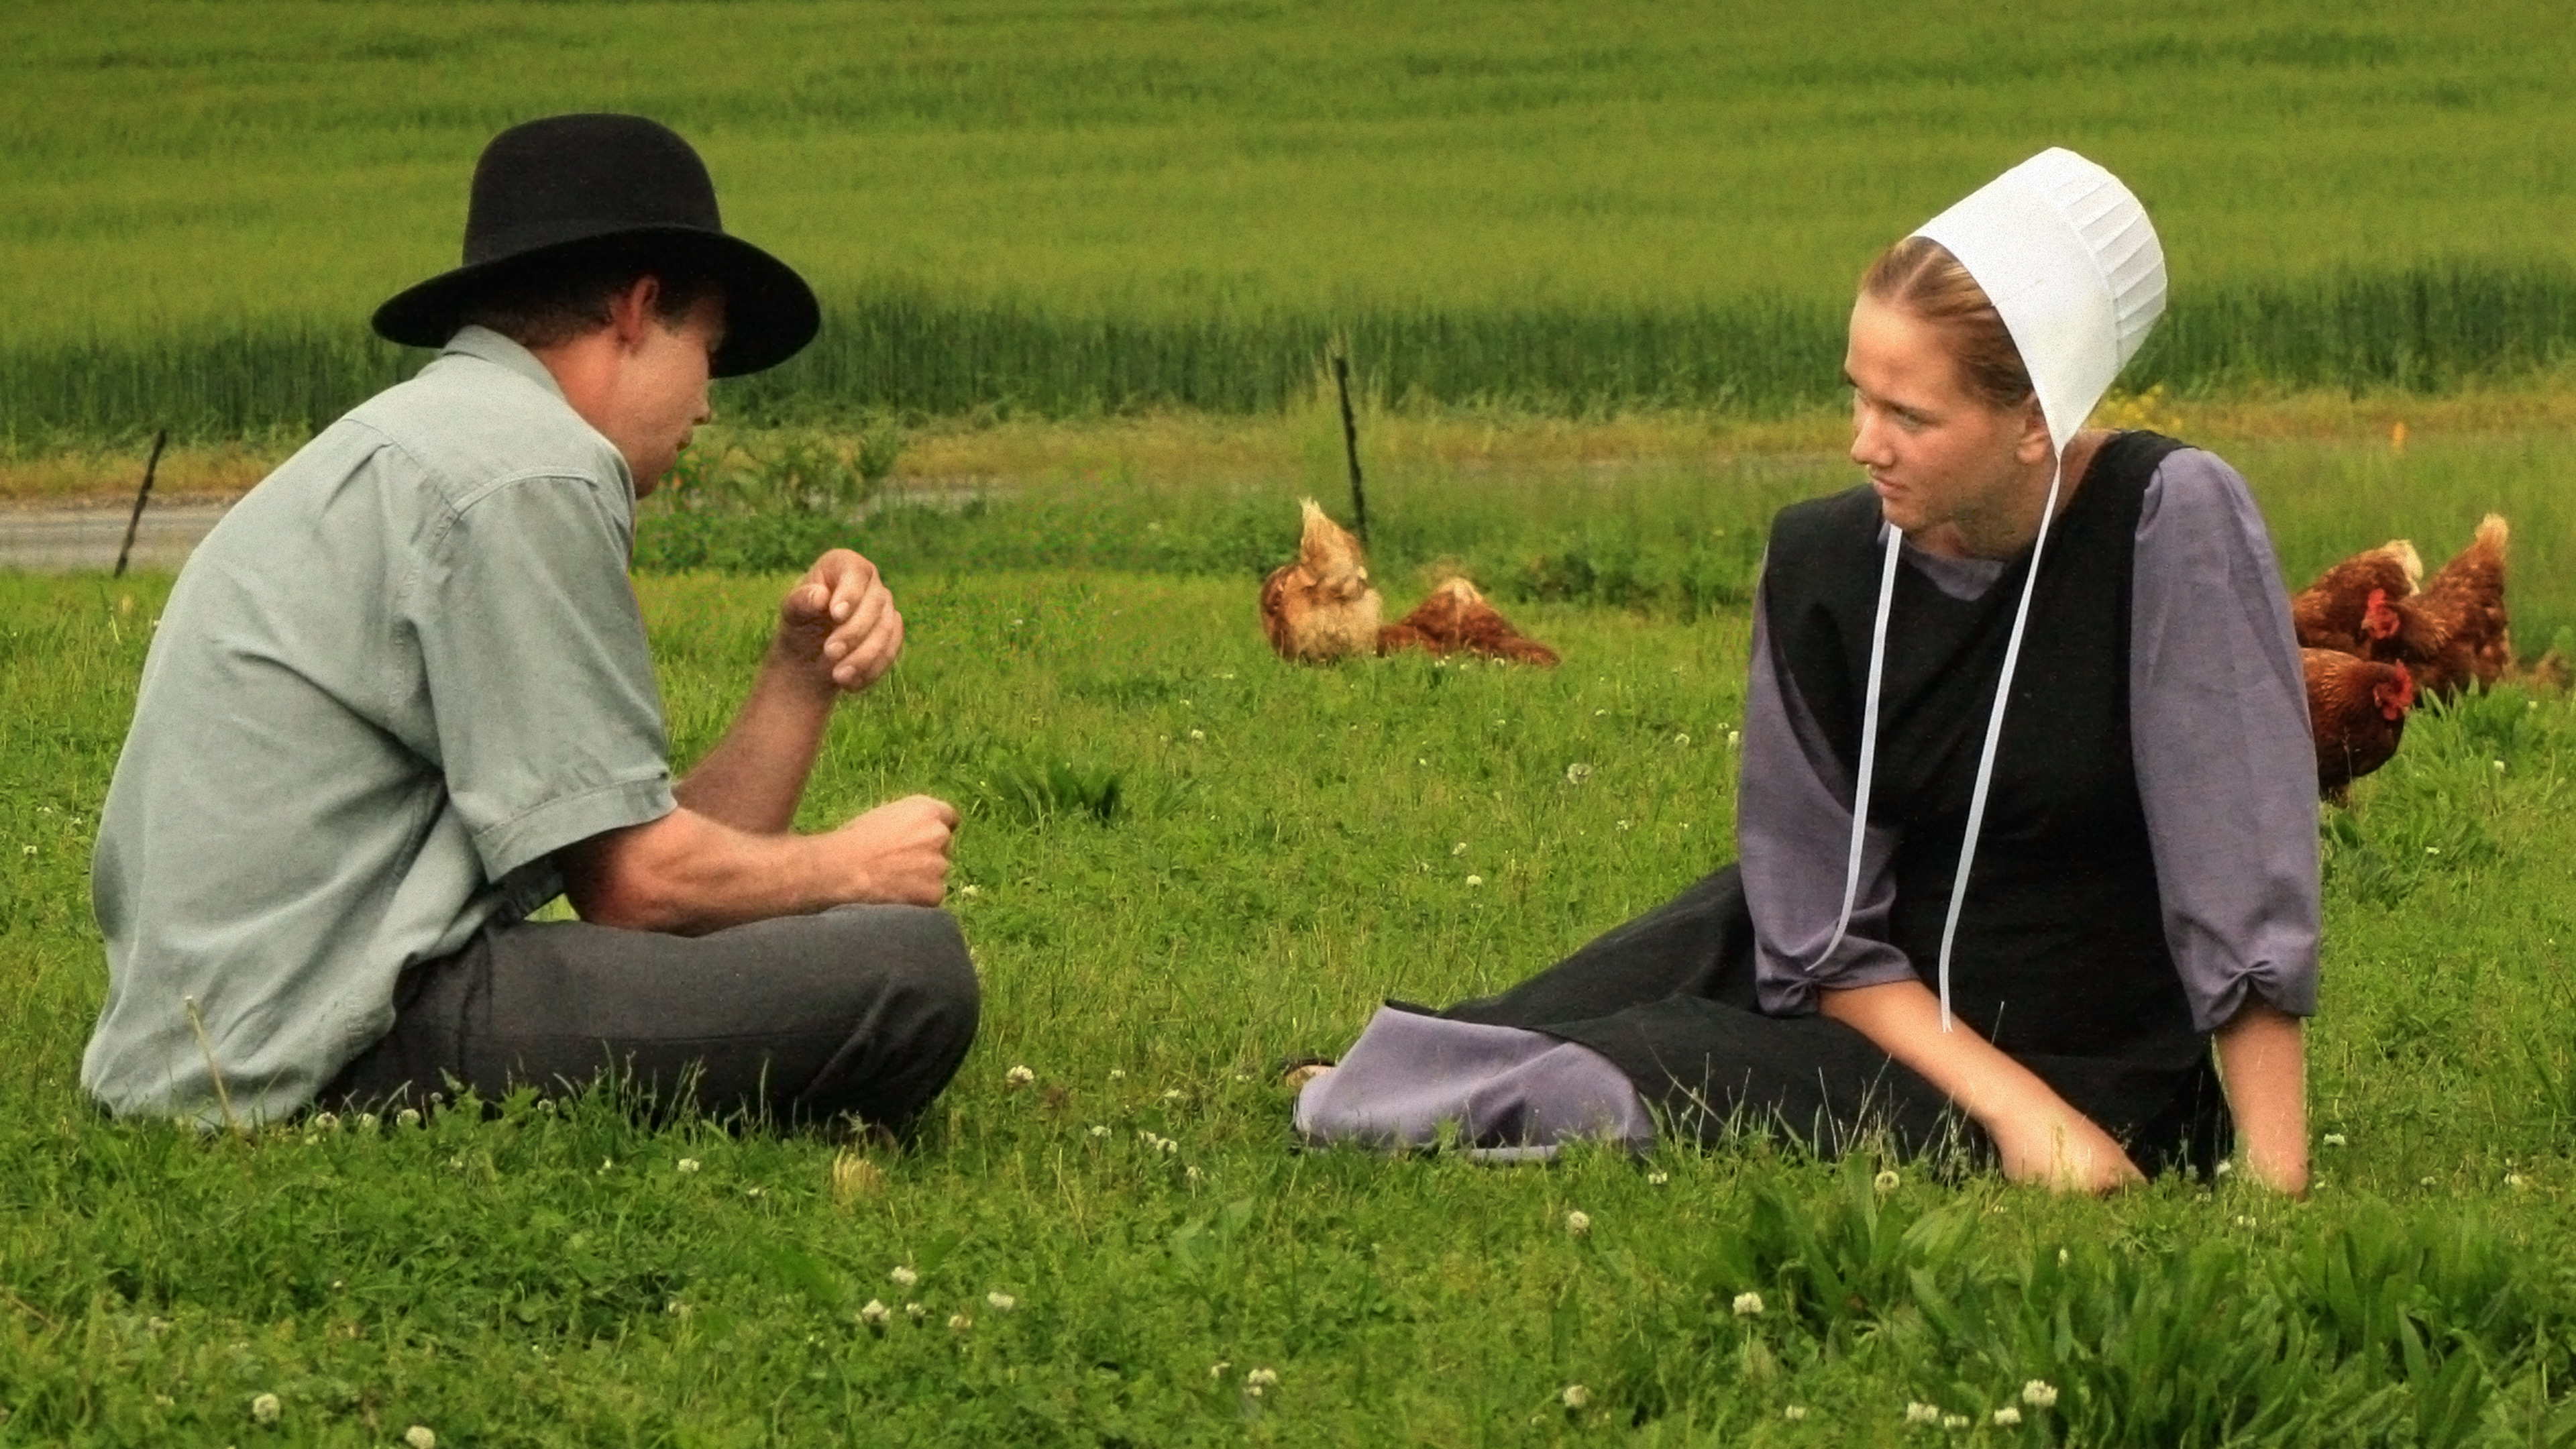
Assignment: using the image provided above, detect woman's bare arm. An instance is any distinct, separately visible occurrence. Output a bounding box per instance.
[1820,979,2143,1193]
[2214,998,2308,1195]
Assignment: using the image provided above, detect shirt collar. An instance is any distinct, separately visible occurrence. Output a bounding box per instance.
[437,325,567,398]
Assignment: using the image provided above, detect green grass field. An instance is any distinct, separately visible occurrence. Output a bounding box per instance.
[7,457,2576,1440]
[6,0,2576,439]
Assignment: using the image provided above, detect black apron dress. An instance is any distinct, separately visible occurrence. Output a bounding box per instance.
[1434,431,2232,1177]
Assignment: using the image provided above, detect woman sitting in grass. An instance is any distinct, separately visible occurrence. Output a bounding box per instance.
[1293,150,2317,1195]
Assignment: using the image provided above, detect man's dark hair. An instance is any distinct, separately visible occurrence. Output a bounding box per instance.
[458,242,723,352]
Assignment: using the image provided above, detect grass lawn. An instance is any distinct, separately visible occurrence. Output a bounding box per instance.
[5,553,2575,1444]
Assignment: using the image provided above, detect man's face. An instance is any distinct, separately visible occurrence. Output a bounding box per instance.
[620,292,725,497]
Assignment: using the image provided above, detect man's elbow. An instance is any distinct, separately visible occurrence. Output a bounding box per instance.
[557,816,720,935]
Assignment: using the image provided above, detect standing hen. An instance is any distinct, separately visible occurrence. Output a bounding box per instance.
[1259,500,1384,663]
[2291,539,2420,655]
[2365,515,2510,700]
[2303,649,2415,802]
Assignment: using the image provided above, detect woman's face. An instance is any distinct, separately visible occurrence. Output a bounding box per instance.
[1843,292,2053,555]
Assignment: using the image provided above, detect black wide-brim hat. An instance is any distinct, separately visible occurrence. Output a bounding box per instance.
[372,113,820,378]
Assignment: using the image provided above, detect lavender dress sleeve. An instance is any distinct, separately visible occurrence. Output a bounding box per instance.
[2130,450,2322,1029]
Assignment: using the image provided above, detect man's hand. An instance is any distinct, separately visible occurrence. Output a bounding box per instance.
[826,794,959,906]
[775,549,904,695]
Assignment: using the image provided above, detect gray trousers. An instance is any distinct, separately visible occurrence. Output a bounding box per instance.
[321,905,979,1132]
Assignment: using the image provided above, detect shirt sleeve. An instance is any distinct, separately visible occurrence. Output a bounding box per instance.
[1739,578,1917,1016]
[407,470,676,882]
[2130,449,2322,1030]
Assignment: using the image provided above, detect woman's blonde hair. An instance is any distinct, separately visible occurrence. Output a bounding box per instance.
[1859,236,2035,411]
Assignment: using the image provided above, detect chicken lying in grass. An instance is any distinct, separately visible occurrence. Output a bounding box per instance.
[2302,649,2416,803]
[1259,499,1384,663]
[1377,576,1562,667]
[2362,515,2512,700]
[1257,501,1559,666]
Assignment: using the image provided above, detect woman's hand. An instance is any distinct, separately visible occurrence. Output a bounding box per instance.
[1985,1098,2145,1193]
[1819,979,2143,1195]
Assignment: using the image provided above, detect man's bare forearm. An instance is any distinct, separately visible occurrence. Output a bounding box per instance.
[2214,997,2308,1195]
[674,651,837,834]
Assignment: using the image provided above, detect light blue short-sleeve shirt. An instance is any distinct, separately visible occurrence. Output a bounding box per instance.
[83,327,678,1125]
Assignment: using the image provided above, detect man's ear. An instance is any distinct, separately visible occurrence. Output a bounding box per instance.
[605,276,665,352]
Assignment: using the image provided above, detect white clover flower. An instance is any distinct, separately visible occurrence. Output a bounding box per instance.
[1006,1065,1036,1088]
[1647,1171,1669,1186]
[1566,1210,1592,1236]
[1209,1360,1230,1379]
[1783,1404,1808,1420]
[889,1265,920,1288]
[250,1392,282,1426]
[949,1313,973,1331]
[2021,1380,2058,1408]
[1246,1368,1278,1393]
[2214,1159,2235,1177]
[665,1299,688,1316]
[957,883,981,898]
[1674,733,1690,745]
[676,1158,700,1175]
[2057,1248,2070,1266]
[311,1112,338,1131]
[405,1424,438,1449]
[2494,759,2507,771]
[1561,1384,1591,1409]
[859,1299,891,1327]
[1464,875,1485,887]
[1727,731,1741,747]
[2323,1132,2347,1146]
[358,1112,378,1130]
[1731,1291,1764,1318]
[1451,841,1469,856]
[1189,729,1205,741]
[1109,1069,1126,1080]
[1185,1165,1203,1183]
[744,1186,765,1199]
[19,846,33,857]
[1941,1413,1969,1429]
[1089,1124,1111,1138]
[2506,1173,2530,1189]
[1873,1169,1900,1193]
[2421,1175,2439,1187]
[1162,1088,1183,1102]
[905,1302,926,1321]
[1992,1407,2021,1427]
[985,1291,1016,1311]
[598,1158,614,1173]
[396,1108,421,1128]
[1565,762,1594,785]
[1904,1401,1941,1424]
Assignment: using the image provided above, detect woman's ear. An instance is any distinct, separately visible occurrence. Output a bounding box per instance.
[2011,400,2053,466]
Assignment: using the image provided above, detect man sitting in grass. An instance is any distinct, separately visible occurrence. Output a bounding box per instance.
[81,114,978,1133]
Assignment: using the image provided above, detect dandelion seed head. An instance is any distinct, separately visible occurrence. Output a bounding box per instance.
[1561,1383,1591,1409]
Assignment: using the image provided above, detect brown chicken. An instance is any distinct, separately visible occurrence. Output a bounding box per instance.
[1258,499,1383,662]
[2363,515,2510,700]
[1377,576,1561,667]
[2291,539,2420,655]
[2304,649,2415,802]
